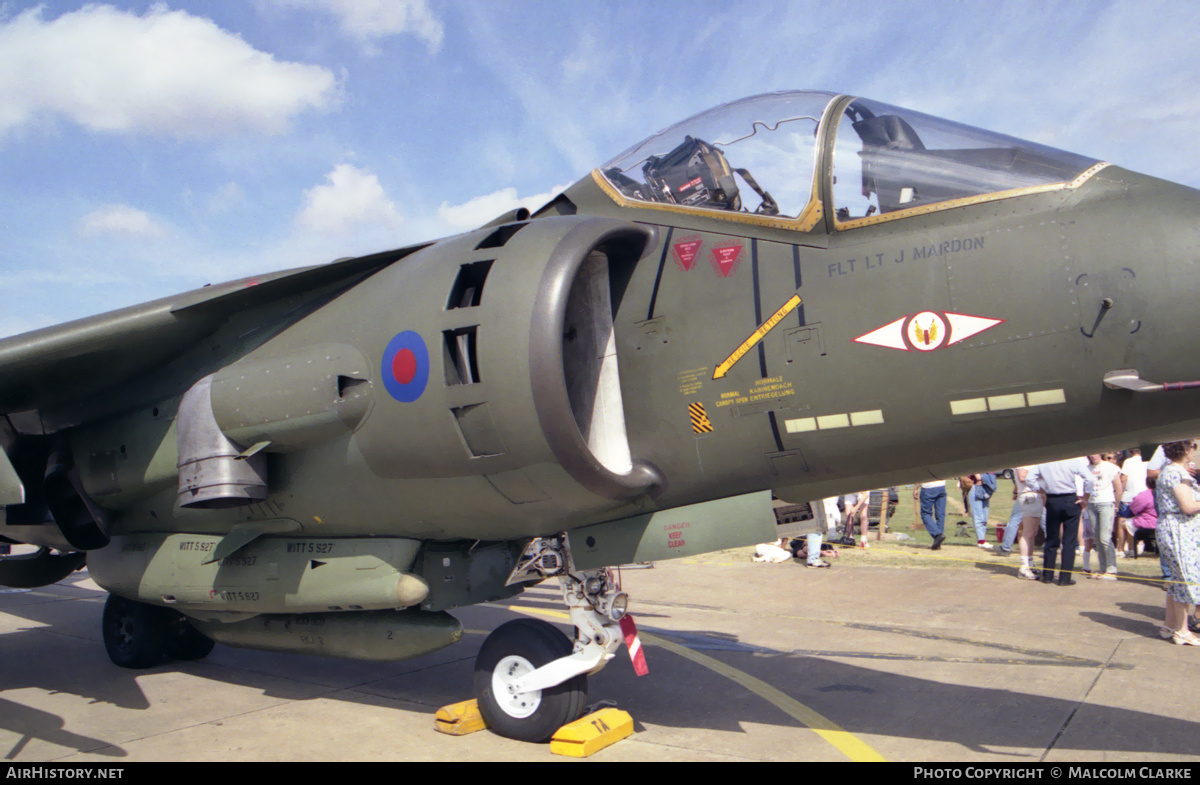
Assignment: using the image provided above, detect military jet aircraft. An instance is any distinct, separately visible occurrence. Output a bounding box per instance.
[2,90,1199,743]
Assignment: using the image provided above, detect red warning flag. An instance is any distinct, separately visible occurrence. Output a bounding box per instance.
[620,615,649,676]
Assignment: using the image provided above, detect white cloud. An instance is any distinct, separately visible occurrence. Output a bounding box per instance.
[0,4,338,138]
[77,204,169,238]
[273,0,443,52]
[206,181,246,214]
[296,163,402,234]
[437,185,566,231]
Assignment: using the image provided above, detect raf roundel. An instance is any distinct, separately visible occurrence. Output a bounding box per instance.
[381,331,429,402]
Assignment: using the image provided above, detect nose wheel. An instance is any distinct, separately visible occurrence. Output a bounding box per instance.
[473,618,587,743]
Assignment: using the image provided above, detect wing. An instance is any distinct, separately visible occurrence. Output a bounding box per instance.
[0,243,428,426]
[0,242,429,559]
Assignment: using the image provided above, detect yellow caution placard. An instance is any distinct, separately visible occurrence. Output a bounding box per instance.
[689,402,713,434]
[713,294,802,379]
[434,699,488,736]
[550,708,634,757]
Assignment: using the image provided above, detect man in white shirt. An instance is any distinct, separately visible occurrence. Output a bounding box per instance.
[1117,449,1147,556]
[1119,449,1148,501]
[1028,458,1094,585]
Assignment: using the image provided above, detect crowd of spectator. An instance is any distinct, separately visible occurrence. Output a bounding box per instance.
[760,441,1200,645]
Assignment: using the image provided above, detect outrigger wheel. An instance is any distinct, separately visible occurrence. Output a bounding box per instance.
[473,618,588,743]
[102,594,215,668]
[165,615,216,661]
[102,594,168,669]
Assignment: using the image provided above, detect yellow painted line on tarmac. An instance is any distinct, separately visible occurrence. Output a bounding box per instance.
[640,629,885,762]
[510,605,885,762]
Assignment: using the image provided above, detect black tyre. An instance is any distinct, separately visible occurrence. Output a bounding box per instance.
[474,618,587,743]
[102,594,168,669]
[165,616,216,661]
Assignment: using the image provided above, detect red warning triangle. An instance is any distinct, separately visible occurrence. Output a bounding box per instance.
[710,245,743,277]
[672,238,703,271]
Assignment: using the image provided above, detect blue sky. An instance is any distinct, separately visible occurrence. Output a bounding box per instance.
[3,0,1199,337]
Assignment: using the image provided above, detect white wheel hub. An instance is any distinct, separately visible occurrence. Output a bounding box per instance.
[492,654,542,718]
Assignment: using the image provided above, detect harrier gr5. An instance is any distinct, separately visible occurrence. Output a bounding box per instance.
[3,91,1199,741]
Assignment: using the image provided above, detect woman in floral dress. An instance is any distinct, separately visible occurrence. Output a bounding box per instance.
[1152,440,1200,645]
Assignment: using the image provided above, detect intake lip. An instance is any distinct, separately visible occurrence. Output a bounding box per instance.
[528,217,664,501]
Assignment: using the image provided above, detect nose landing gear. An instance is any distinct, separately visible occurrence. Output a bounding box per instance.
[474,618,588,743]
[473,536,633,742]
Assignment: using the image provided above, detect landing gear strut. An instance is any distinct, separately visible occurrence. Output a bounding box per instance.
[473,536,630,742]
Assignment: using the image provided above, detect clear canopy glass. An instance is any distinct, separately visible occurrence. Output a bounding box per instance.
[597,91,1100,229]
[831,97,1099,222]
[600,92,837,219]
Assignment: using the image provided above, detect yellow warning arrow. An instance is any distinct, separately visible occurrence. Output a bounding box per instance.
[713,294,802,380]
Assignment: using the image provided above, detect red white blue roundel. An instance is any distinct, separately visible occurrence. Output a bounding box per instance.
[382,331,429,402]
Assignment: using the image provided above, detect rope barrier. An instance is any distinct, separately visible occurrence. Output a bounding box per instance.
[884,540,1200,589]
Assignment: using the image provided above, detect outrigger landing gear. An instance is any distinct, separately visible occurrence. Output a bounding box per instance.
[102,594,215,669]
[473,536,630,743]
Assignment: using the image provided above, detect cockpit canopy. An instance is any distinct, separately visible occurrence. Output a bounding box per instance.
[598,91,1100,230]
